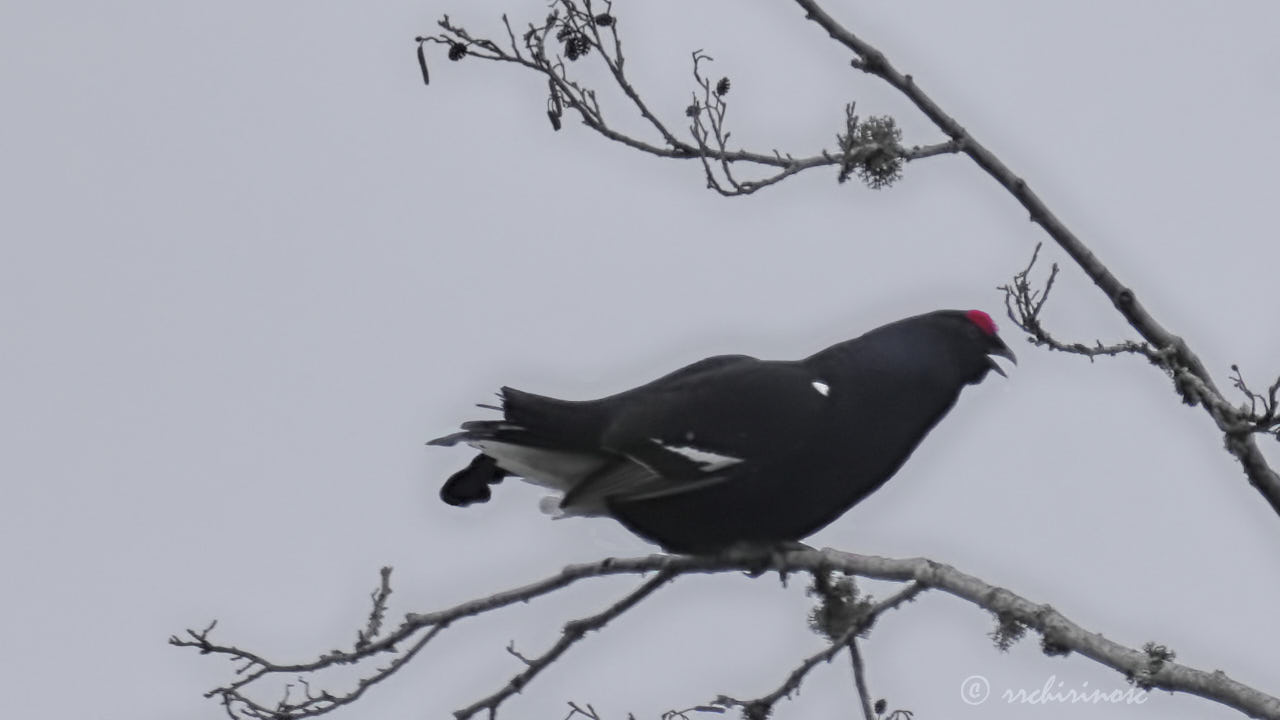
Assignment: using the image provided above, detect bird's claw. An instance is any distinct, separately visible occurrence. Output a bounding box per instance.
[716,541,813,582]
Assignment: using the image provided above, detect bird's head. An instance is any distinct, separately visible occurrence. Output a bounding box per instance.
[806,308,1019,386]
[954,309,1017,381]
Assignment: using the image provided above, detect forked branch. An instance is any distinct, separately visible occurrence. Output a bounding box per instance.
[999,244,1162,363]
[416,0,957,196]
[1000,245,1280,442]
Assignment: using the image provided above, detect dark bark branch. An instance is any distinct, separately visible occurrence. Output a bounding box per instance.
[355,566,393,651]
[999,244,1163,363]
[421,7,958,196]
[848,640,876,720]
[716,580,922,719]
[453,569,678,719]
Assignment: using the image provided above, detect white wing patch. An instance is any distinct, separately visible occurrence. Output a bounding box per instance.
[812,379,830,397]
[656,441,743,471]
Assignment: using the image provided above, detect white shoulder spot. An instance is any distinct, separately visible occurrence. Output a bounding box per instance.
[811,379,830,397]
[654,440,743,471]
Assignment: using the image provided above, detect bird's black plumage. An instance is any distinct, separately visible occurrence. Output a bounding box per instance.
[431,309,1014,553]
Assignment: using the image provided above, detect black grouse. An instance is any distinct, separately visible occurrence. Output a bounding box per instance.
[431,309,1014,554]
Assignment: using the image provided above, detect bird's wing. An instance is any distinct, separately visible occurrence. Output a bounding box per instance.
[433,353,817,516]
[478,354,762,448]
[558,360,831,512]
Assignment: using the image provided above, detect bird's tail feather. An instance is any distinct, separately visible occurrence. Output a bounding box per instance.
[499,387,607,446]
[433,386,611,507]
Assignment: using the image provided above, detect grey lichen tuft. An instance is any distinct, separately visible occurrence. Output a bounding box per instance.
[988,611,1027,652]
[836,105,904,189]
[1040,633,1072,657]
[807,571,872,641]
[1126,642,1176,690]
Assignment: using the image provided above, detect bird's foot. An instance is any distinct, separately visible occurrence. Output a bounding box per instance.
[717,541,814,584]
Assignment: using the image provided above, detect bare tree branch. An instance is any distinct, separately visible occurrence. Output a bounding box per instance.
[715,579,922,719]
[1230,365,1280,440]
[173,550,1280,719]
[999,244,1162,363]
[660,707,725,720]
[1000,244,1280,446]
[355,566,393,651]
[417,4,959,197]
[848,640,876,720]
[563,700,602,719]
[454,568,678,719]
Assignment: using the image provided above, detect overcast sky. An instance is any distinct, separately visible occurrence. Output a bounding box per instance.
[3,1,1279,718]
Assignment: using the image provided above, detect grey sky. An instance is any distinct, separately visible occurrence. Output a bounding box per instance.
[3,1,1277,718]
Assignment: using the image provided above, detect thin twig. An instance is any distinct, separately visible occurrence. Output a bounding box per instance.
[454,569,679,719]
[848,640,876,720]
[998,244,1160,363]
[421,5,957,196]
[355,566,393,651]
[1229,365,1280,438]
[715,580,923,719]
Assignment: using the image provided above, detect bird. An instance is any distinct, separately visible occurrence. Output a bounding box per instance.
[430,309,1015,554]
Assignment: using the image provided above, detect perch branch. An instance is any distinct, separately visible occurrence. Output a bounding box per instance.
[174,550,1280,720]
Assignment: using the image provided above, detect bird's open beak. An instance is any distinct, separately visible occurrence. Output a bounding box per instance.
[987,344,1017,378]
